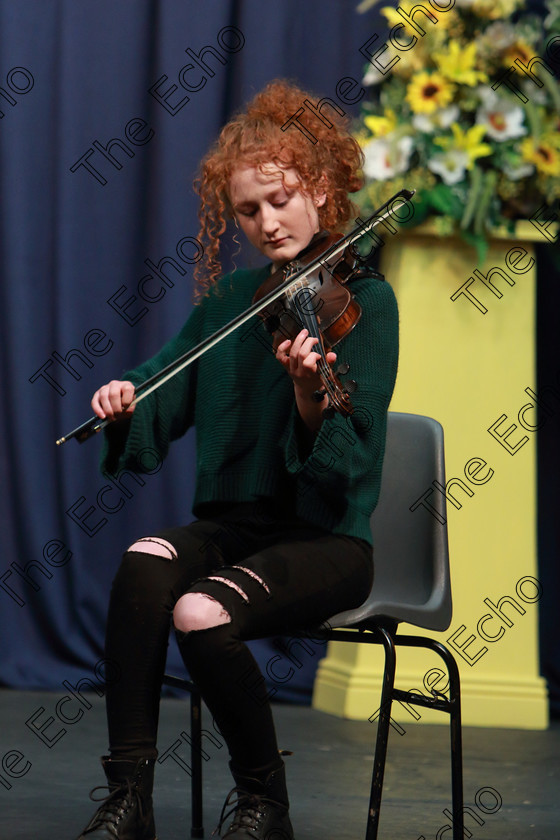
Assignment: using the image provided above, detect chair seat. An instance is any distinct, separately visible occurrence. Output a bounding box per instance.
[328,587,450,632]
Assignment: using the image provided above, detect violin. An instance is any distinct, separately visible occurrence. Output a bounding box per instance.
[56,189,414,445]
[252,230,364,416]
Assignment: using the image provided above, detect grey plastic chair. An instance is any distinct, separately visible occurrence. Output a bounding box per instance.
[164,411,463,840]
[325,411,463,840]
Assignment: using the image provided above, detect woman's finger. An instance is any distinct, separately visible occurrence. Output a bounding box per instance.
[91,381,135,419]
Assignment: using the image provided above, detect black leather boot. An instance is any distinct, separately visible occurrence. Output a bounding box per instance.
[216,760,294,839]
[75,755,157,839]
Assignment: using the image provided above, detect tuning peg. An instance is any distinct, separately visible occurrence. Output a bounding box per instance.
[344,379,358,394]
[335,362,350,376]
[322,405,335,420]
[312,388,326,403]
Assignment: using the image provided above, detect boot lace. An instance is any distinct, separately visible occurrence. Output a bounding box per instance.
[215,786,278,838]
[82,780,146,836]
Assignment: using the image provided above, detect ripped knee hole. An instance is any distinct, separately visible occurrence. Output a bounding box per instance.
[127,537,178,561]
[232,565,271,595]
[173,592,231,633]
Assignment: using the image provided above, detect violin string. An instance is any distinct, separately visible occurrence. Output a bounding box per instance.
[286,276,342,408]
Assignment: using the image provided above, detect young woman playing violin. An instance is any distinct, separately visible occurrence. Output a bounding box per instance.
[75,80,399,840]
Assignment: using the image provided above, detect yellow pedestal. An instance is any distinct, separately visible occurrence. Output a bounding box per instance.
[313,222,548,729]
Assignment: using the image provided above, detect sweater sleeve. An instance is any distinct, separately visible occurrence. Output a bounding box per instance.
[100,301,205,476]
[281,275,399,521]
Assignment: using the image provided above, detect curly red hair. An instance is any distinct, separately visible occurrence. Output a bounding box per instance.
[193,79,364,296]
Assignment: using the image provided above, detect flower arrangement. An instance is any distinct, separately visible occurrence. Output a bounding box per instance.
[355,0,560,256]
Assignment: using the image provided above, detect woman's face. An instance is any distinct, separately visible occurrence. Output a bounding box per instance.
[229,163,326,267]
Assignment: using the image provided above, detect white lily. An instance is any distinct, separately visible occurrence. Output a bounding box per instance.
[413,105,460,134]
[503,161,534,180]
[484,21,517,48]
[427,150,469,185]
[475,87,527,141]
[362,134,414,180]
[363,63,391,87]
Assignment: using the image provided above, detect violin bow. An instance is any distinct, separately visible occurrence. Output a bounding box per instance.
[56,188,414,445]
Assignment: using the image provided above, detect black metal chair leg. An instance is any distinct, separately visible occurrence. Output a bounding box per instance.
[365,626,397,840]
[162,675,205,838]
[391,636,464,840]
[431,641,464,840]
[190,686,204,838]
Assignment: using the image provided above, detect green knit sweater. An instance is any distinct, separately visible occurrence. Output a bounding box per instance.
[101,265,399,545]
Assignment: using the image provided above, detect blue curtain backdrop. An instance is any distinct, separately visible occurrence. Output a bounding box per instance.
[0,0,558,715]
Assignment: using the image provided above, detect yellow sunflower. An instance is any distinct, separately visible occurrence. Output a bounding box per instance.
[503,40,535,70]
[520,137,560,176]
[406,72,454,115]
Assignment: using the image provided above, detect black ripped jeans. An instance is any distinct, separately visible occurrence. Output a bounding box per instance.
[104,501,373,772]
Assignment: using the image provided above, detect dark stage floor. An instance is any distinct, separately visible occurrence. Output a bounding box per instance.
[0,689,557,840]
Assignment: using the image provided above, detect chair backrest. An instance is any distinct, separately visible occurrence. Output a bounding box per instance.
[329,412,452,632]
